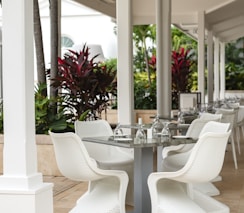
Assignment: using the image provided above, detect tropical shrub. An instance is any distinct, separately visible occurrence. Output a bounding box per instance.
[171,47,194,92]
[51,44,117,121]
[134,71,156,109]
[171,47,195,108]
[35,83,73,134]
[133,47,195,109]
[225,62,244,90]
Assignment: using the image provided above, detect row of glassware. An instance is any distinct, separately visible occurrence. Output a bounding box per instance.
[113,115,171,144]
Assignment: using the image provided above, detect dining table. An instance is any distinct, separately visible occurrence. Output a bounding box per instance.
[82,133,197,213]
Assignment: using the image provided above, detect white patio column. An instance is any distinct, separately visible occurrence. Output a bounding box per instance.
[207,30,214,103]
[214,37,220,100]
[156,0,171,172]
[156,0,171,117]
[116,0,134,124]
[198,11,205,104]
[220,42,226,99]
[0,0,53,212]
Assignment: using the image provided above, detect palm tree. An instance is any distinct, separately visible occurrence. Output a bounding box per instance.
[34,0,47,96]
[49,0,59,100]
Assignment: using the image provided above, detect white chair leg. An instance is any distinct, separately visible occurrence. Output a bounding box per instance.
[235,127,241,155]
[230,134,238,169]
[242,125,244,136]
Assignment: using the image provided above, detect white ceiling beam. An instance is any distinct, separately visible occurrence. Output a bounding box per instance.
[206,0,244,25]
[72,0,116,18]
[172,13,198,24]
[212,15,244,33]
[133,15,156,25]
[218,25,244,42]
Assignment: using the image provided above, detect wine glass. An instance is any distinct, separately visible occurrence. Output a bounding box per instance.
[113,123,124,139]
[178,110,185,124]
[135,126,146,144]
[135,120,146,144]
[161,121,171,142]
[152,115,163,140]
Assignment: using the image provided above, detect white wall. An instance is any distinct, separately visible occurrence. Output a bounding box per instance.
[0,0,117,81]
[39,0,117,70]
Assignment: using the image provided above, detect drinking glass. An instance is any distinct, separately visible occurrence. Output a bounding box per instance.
[113,123,124,139]
[161,121,171,142]
[152,115,163,139]
[178,110,185,124]
[135,123,146,144]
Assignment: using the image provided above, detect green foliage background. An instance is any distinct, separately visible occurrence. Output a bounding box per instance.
[132,26,244,109]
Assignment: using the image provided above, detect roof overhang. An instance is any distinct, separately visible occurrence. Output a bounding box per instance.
[72,0,244,43]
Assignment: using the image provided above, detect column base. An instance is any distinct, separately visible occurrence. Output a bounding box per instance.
[0,182,53,213]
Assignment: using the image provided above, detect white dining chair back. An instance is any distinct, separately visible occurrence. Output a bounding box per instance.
[74,119,134,206]
[199,121,230,137]
[49,131,128,213]
[172,131,230,182]
[216,108,238,169]
[236,105,244,154]
[186,118,218,138]
[199,112,222,121]
[163,118,220,159]
[148,131,231,213]
[74,119,113,160]
[162,121,230,197]
[215,108,235,129]
[162,121,230,170]
[74,120,134,165]
[225,104,241,155]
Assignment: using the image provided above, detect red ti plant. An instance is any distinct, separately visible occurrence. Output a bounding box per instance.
[148,55,156,72]
[171,47,193,109]
[51,44,117,121]
[171,47,193,92]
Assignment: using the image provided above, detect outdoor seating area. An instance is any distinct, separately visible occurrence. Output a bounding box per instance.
[2,0,244,212]
[47,101,243,213]
[49,138,244,213]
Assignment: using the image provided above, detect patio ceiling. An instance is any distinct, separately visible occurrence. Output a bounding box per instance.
[73,0,244,42]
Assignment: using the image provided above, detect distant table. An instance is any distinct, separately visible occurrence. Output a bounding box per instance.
[82,135,196,213]
[149,115,177,121]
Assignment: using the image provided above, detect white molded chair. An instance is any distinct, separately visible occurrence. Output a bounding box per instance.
[199,112,222,121]
[162,118,221,159]
[148,131,231,213]
[74,119,134,205]
[49,131,128,213]
[236,105,244,154]
[225,103,241,154]
[216,108,238,169]
[162,121,230,196]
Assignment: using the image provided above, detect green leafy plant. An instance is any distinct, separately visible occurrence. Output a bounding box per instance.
[51,44,117,120]
[225,62,244,90]
[134,71,156,109]
[35,83,73,134]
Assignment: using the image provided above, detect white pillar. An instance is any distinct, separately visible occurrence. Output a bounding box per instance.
[198,11,205,104]
[0,0,53,212]
[214,37,220,100]
[156,0,171,117]
[220,42,226,99]
[207,30,214,103]
[117,0,134,124]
